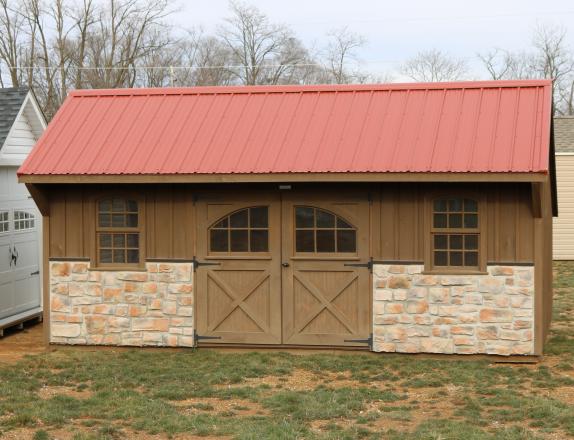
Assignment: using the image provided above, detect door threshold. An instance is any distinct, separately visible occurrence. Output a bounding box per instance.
[197,343,370,352]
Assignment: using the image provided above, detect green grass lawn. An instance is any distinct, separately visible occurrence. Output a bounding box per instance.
[1,263,574,440]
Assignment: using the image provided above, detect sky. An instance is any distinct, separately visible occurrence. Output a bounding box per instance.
[172,0,574,80]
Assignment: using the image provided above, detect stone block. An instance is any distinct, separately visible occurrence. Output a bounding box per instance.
[407,265,424,274]
[51,295,70,312]
[178,307,194,317]
[413,315,432,325]
[437,305,458,317]
[433,317,457,325]
[432,327,448,338]
[388,276,411,289]
[103,334,121,345]
[450,325,474,335]
[52,323,81,338]
[162,301,177,315]
[132,318,169,332]
[374,278,387,289]
[513,320,532,330]
[385,303,404,314]
[88,271,102,282]
[142,282,158,294]
[85,316,107,334]
[464,294,483,305]
[128,305,147,317]
[499,330,521,341]
[72,263,89,274]
[414,275,437,286]
[168,283,193,294]
[453,336,474,346]
[388,265,405,274]
[175,264,193,282]
[148,298,163,310]
[512,343,533,355]
[373,342,396,352]
[117,272,148,282]
[420,337,454,354]
[489,266,514,276]
[103,288,122,302]
[407,287,427,299]
[407,326,431,337]
[124,282,139,293]
[396,342,420,353]
[51,262,71,277]
[374,315,399,325]
[166,335,179,347]
[429,287,449,303]
[511,296,533,309]
[159,264,175,273]
[406,300,429,314]
[476,325,498,340]
[479,309,512,323]
[478,278,504,294]
[179,336,195,347]
[177,295,194,306]
[385,327,407,342]
[393,289,408,300]
[92,304,115,315]
[440,276,473,286]
[143,332,163,344]
[398,314,414,324]
[373,302,385,315]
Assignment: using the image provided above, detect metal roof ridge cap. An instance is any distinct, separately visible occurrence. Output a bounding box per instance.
[66,79,553,97]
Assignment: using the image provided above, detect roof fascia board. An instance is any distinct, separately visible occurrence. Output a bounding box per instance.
[18,172,547,184]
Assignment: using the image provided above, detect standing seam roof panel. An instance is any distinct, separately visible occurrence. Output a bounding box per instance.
[17,80,553,177]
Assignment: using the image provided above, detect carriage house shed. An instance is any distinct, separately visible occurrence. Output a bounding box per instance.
[18,80,556,357]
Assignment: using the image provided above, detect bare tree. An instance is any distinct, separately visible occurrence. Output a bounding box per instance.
[218,1,310,85]
[321,26,366,84]
[401,49,467,82]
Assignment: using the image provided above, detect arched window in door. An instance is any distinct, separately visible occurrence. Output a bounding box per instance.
[209,206,269,253]
[294,206,356,253]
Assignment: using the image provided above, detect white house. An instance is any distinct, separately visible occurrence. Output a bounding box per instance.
[0,87,46,335]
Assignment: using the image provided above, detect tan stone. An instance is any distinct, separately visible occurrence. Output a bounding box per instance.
[169,317,194,327]
[453,336,474,346]
[142,282,158,294]
[432,327,448,338]
[68,283,85,297]
[162,301,177,315]
[85,316,107,334]
[464,294,483,305]
[92,304,115,315]
[179,336,195,347]
[455,345,479,354]
[124,282,139,292]
[511,296,532,309]
[166,335,179,347]
[477,326,498,340]
[175,264,193,282]
[128,305,147,317]
[440,276,473,286]
[115,305,129,316]
[146,263,158,273]
[72,263,88,274]
[51,262,70,277]
[499,330,521,341]
[88,271,102,282]
[429,287,449,303]
[51,283,69,295]
[393,289,408,301]
[388,276,411,289]
[407,326,431,337]
[374,279,387,289]
[385,303,404,314]
[490,266,514,276]
[407,287,427,299]
[103,334,121,345]
[512,343,533,355]
[396,342,420,353]
[117,272,148,282]
[514,320,532,330]
[451,325,474,335]
[177,295,194,306]
[52,323,81,338]
[385,327,407,342]
[168,283,193,294]
[414,275,437,286]
[388,265,405,274]
[459,313,478,323]
[157,273,176,283]
[103,288,122,302]
[406,300,429,314]
[149,298,163,310]
[178,306,193,317]
[413,315,432,325]
[487,345,512,356]
[143,332,163,344]
[479,309,512,323]
[522,330,533,341]
[478,278,504,294]
[420,337,454,354]
[374,342,397,352]
[374,315,399,325]
[108,317,130,330]
[51,295,70,312]
[407,265,424,274]
[51,313,66,322]
[433,317,457,325]
[159,264,175,273]
[374,289,392,301]
[438,305,458,316]
[505,278,514,286]
[132,318,169,332]
[373,302,385,315]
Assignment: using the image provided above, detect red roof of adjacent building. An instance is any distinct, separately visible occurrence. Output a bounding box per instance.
[18,80,553,177]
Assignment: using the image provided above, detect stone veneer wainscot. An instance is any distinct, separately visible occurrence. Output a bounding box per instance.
[372,264,534,356]
[49,261,194,347]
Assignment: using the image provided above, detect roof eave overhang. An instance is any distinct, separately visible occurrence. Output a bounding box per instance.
[18,172,549,184]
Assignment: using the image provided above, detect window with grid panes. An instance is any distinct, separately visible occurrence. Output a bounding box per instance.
[209,207,269,253]
[431,198,480,270]
[294,206,356,253]
[14,211,35,230]
[0,211,8,233]
[96,198,140,265]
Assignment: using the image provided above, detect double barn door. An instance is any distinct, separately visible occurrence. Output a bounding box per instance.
[195,191,371,347]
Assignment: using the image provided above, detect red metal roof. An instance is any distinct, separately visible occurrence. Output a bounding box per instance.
[18,80,553,177]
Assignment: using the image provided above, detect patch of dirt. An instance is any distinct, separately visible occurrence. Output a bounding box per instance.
[171,397,268,416]
[37,385,93,400]
[216,368,363,391]
[0,322,45,363]
[0,427,229,440]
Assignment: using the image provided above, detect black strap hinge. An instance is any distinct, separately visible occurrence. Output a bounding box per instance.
[192,256,221,271]
[194,330,222,347]
[344,333,373,350]
[344,257,373,272]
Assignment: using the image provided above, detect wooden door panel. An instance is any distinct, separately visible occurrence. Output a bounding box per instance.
[195,194,281,345]
[282,193,371,347]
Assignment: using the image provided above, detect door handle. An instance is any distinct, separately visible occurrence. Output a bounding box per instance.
[8,245,12,267]
[282,262,290,267]
[12,246,18,266]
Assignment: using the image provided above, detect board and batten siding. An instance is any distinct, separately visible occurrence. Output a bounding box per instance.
[553,153,574,260]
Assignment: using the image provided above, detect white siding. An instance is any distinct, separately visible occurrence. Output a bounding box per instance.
[554,154,574,259]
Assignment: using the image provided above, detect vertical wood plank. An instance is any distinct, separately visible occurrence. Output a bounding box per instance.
[65,189,84,257]
[50,194,66,257]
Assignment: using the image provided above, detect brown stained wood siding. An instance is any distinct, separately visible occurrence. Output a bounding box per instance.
[377,183,534,263]
[47,185,196,261]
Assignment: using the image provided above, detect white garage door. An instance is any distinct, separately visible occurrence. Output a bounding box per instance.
[0,203,41,322]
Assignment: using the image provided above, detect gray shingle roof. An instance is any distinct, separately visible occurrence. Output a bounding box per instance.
[555,116,574,153]
[0,87,29,150]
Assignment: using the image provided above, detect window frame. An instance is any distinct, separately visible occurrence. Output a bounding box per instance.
[207,206,271,255]
[292,205,358,257]
[424,192,487,274]
[92,195,145,270]
[0,210,9,234]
